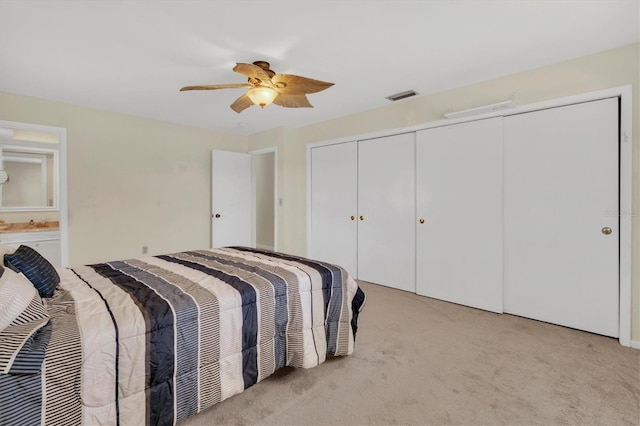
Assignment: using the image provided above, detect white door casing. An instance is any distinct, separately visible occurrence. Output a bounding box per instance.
[357,133,416,292]
[309,142,358,277]
[504,98,619,337]
[416,117,504,313]
[211,150,253,248]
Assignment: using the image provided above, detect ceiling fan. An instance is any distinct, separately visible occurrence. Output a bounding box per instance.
[180,61,334,113]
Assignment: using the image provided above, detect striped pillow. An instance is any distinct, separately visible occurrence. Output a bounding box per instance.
[0,267,38,332]
[4,245,60,298]
[0,282,50,374]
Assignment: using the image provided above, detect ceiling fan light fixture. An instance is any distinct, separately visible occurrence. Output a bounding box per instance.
[181,61,333,113]
[247,87,278,108]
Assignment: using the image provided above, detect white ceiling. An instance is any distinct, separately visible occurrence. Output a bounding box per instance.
[0,1,638,136]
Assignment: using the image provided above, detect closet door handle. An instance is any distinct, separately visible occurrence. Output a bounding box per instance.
[350,215,355,221]
[419,218,425,224]
[214,213,221,218]
[359,215,364,221]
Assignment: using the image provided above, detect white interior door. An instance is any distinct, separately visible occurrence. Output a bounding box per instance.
[211,150,253,248]
[358,133,415,292]
[310,142,358,277]
[504,98,619,337]
[416,118,504,313]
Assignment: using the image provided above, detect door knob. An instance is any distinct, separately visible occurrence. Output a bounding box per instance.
[359,215,364,221]
[419,218,425,224]
[214,213,221,218]
[350,215,355,221]
[601,227,612,235]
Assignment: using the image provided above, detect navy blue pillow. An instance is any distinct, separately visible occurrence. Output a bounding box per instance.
[4,245,59,298]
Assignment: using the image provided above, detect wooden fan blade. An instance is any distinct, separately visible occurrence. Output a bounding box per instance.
[273,93,313,108]
[272,74,334,95]
[180,83,251,91]
[230,94,253,113]
[233,63,274,87]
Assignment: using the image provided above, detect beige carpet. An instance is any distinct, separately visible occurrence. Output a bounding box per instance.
[182,281,640,425]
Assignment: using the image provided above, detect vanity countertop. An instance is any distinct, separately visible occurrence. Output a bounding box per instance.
[0,221,59,234]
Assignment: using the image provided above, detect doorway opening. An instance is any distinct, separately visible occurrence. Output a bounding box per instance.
[0,120,68,266]
[251,148,277,251]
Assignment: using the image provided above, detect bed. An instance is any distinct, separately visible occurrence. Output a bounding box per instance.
[0,245,365,426]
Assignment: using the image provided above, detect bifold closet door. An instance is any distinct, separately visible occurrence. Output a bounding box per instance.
[357,133,415,292]
[416,118,504,312]
[309,142,358,277]
[504,98,619,337]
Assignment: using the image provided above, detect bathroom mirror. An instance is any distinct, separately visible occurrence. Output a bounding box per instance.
[0,145,59,211]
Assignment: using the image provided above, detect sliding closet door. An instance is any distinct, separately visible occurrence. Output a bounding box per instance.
[309,142,358,276]
[357,133,415,292]
[416,118,503,312]
[504,98,619,337]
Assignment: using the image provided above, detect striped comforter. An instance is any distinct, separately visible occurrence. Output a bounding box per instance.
[0,247,364,426]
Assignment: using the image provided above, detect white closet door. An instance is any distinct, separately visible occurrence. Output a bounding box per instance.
[309,142,358,277]
[358,133,415,292]
[416,118,504,312]
[504,98,619,337]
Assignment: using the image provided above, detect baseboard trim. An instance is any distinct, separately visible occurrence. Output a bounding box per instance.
[256,244,274,251]
[630,340,640,350]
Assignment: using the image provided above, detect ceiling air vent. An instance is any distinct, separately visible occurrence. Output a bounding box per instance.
[386,90,418,101]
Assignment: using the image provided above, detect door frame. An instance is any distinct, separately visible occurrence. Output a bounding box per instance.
[249,147,278,252]
[0,120,68,266]
[306,85,633,347]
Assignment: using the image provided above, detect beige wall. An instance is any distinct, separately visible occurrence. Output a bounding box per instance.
[0,91,247,265]
[249,43,640,341]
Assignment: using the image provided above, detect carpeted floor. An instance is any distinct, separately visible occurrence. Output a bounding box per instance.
[182,281,640,425]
